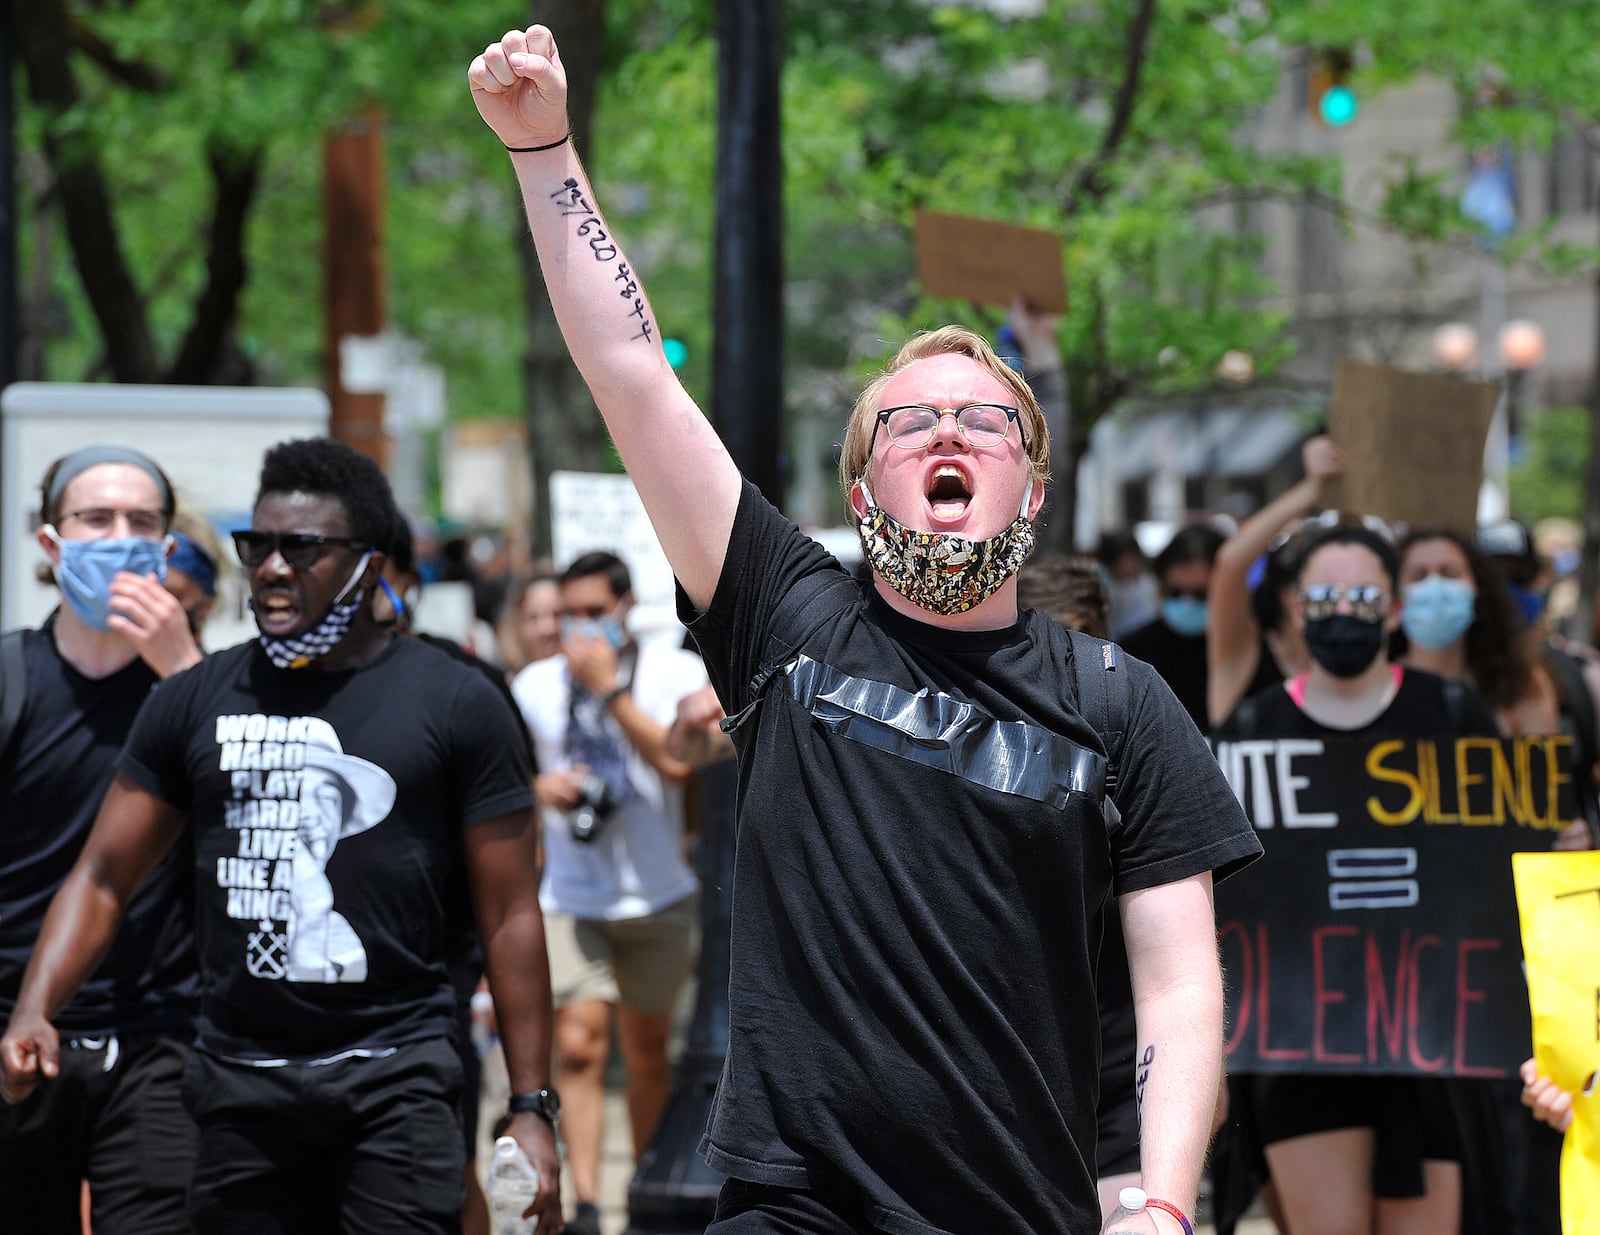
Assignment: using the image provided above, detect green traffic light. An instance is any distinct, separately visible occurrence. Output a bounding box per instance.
[1320,84,1358,127]
[663,338,689,369]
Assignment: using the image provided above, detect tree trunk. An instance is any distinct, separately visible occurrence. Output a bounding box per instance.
[167,143,262,384]
[14,0,158,381]
[518,0,610,559]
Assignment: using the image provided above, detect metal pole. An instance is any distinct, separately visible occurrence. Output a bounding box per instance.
[0,0,14,393]
[625,2,783,1230]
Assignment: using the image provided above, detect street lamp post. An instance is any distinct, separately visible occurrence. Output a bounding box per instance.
[1499,319,1547,448]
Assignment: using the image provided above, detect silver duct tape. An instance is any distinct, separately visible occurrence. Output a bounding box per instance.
[781,655,1105,810]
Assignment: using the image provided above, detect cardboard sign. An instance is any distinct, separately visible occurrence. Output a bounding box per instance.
[913,210,1067,313]
[1213,733,1573,1077]
[1324,358,1499,533]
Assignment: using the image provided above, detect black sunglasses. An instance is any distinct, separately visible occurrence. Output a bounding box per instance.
[232,530,370,570]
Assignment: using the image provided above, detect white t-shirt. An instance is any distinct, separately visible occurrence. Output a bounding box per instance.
[512,637,707,920]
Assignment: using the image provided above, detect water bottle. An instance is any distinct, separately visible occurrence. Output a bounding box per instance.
[485,1135,540,1235]
[1109,1186,1148,1226]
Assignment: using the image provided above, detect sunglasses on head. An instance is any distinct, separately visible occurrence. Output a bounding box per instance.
[232,530,370,570]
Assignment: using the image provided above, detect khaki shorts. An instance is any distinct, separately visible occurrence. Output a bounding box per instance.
[544,892,699,1015]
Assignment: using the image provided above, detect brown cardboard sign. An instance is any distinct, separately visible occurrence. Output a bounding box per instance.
[1324,358,1499,534]
[913,210,1067,313]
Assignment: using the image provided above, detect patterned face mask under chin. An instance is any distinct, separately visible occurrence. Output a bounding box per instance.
[855,479,1036,616]
[257,551,374,670]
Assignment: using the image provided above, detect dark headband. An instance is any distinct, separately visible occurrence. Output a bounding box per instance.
[168,531,218,596]
[46,445,173,520]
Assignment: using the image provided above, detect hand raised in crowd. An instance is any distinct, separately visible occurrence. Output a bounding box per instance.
[1006,294,1061,371]
[0,1009,60,1105]
[1520,1058,1576,1132]
[1551,819,1593,851]
[468,25,569,150]
[1302,434,1347,490]
[106,571,202,679]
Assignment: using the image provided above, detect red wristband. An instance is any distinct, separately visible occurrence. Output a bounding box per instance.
[1145,1198,1194,1235]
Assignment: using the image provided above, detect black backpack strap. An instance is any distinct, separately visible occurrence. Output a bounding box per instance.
[0,628,29,766]
[1068,630,1132,808]
[725,580,854,734]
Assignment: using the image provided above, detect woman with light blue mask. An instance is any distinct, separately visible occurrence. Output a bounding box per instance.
[1396,529,1532,730]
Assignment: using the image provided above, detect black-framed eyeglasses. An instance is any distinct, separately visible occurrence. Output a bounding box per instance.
[232,530,370,571]
[871,403,1026,453]
[1299,582,1389,623]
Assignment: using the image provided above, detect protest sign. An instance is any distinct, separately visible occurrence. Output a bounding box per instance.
[1214,733,1572,1077]
[913,210,1067,313]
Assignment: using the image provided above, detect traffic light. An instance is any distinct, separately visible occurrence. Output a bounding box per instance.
[663,337,689,370]
[1308,49,1358,128]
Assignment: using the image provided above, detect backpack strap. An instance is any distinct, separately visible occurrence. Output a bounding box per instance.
[1068,630,1132,808]
[0,628,30,766]
[725,579,855,734]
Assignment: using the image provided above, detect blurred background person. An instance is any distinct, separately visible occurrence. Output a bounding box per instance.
[1207,435,1346,729]
[1097,529,1158,640]
[499,567,564,674]
[1120,522,1227,732]
[164,512,224,642]
[512,550,708,1235]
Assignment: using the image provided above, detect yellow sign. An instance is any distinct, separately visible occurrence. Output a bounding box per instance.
[1514,852,1600,1233]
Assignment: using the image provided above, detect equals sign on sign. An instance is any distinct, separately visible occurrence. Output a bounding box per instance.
[1327,848,1419,910]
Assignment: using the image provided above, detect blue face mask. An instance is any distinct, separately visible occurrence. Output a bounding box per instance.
[1162,595,1209,637]
[1400,574,1476,650]
[47,531,169,632]
[561,614,628,650]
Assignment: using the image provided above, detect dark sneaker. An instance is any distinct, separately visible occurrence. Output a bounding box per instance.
[566,1201,603,1235]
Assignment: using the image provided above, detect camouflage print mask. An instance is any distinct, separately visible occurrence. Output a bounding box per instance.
[855,480,1036,617]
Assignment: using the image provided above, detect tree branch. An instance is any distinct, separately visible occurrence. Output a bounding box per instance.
[1067,0,1157,214]
[166,144,263,383]
[15,0,159,380]
[63,12,168,92]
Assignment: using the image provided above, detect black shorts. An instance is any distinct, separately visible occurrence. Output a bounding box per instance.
[0,1030,196,1235]
[182,1036,465,1235]
[1249,1073,1466,1198]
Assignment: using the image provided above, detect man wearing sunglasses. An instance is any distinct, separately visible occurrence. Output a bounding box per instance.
[0,444,204,1234]
[3,438,562,1235]
[471,25,1260,1235]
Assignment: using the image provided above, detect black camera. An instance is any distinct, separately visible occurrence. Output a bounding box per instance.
[569,773,621,844]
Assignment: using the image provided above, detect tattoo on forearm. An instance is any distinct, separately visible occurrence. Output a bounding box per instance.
[1135,1044,1155,1119]
[550,177,656,344]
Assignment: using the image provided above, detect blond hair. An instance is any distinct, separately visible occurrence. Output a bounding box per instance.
[837,326,1051,509]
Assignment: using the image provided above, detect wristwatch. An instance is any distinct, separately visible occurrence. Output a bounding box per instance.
[508,1087,562,1124]
[600,683,629,708]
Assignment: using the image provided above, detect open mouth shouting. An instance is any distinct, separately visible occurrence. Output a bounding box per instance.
[926,462,974,525]
[255,590,302,635]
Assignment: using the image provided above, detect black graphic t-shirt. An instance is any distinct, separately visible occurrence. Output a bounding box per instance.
[118,636,534,1061]
[679,483,1261,1235]
[0,618,198,1033]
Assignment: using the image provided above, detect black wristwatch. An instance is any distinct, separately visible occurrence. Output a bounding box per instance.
[508,1088,562,1125]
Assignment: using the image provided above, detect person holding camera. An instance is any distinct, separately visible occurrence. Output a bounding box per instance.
[512,550,707,1235]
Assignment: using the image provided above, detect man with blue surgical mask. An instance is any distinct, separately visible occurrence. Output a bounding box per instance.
[0,445,203,1232]
[511,549,708,1235]
[1121,523,1227,732]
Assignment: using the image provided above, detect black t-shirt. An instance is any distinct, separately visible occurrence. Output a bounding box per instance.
[1215,666,1500,743]
[117,636,534,1061]
[680,483,1261,1235]
[1120,615,1210,733]
[0,618,198,1034]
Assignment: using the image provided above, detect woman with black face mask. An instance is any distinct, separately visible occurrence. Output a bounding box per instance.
[1209,524,1517,1235]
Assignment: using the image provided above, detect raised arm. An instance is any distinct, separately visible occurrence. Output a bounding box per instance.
[469,26,742,611]
[1206,435,1344,725]
[0,778,186,1103]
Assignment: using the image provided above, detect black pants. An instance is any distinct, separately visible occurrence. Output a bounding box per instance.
[0,1031,197,1235]
[182,1036,465,1235]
